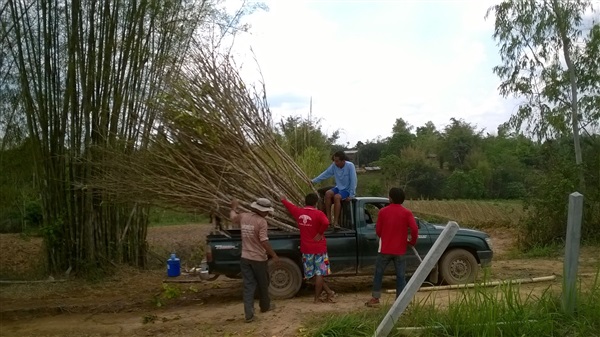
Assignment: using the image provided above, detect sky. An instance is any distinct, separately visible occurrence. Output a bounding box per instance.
[230,0,524,146]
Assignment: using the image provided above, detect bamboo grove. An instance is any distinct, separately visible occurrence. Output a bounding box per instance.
[2,0,212,272]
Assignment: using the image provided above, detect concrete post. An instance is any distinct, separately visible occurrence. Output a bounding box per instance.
[374,221,460,337]
[562,192,583,315]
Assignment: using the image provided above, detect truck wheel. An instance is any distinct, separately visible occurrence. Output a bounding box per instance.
[268,257,302,299]
[439,248,478,285]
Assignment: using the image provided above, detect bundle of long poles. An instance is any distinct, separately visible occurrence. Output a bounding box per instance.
[98,45,319,232]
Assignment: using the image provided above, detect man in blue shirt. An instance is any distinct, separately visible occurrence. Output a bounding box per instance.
[311,151,357,227]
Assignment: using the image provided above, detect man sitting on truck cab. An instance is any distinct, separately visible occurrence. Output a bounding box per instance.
[311,151,358,228]
[280,193,336,303]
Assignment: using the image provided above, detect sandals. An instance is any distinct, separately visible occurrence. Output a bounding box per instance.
[321,290,336,298]
[365,298,380,307]
[320,296,337,303]
[317,290,337,303]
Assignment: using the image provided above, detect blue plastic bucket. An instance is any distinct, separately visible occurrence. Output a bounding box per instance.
[167,253,181,277]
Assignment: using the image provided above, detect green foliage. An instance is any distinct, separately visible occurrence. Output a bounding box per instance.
[487,0,600,139]
[519,136,600,249]
[356,140,386,166]
[0,140,40,233]
[356,172,385,196]
[444,170,486,199]
[296,146,331,181]
[305,310,382,337]
[381,118,415,158]
[148,208,208,227]
[442,118,482,171]
[276,116,339,159]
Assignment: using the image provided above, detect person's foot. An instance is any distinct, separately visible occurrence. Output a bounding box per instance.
[320,290,336,299]
[320,296,336,303]
[245,316,254,323]
[365,298,380,307]
[260,303,275,313]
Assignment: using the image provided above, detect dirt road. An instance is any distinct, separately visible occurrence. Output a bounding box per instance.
[1,226,598,337]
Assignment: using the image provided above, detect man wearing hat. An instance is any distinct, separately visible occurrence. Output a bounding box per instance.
[230,197,280,323]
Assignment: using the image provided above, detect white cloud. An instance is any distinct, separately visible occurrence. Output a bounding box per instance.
[231,0,515,145]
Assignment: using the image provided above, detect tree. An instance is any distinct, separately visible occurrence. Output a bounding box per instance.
[275,116,339,159]
[376,146,438,196]
[356,139,386,166]
[441,118,482,171]
[414,121,443,168]
[381,118,415,157]
[443,170,486,200]
[487,0,600,190]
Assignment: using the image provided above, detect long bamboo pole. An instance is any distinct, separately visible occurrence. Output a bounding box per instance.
[385,275,557,294]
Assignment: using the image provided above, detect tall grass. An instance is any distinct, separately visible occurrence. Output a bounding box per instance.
[404,200,524,229]
[304,272,600,337]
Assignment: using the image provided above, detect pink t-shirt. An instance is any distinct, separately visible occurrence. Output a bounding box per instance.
[238,213,269,261]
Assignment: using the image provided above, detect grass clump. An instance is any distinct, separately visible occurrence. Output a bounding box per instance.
[304,272,600,337]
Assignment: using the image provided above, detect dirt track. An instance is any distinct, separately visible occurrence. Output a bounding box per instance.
[1,225,599,337]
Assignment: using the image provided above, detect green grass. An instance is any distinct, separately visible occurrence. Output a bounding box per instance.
[506,242,564,259]
[302,272,600,337]
[148,207,209,227]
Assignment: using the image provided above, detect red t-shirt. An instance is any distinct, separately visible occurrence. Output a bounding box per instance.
[281,198,330,254]
[376,204,419,255]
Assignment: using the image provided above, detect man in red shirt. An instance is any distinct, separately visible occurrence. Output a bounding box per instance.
[366,187,418,307]
[281,193,336,303]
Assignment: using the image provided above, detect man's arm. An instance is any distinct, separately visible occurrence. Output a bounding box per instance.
[281,197,300,218]
[261,241,279,262]
[230,198,241,224]
[318,211,330,235]
[407,213,419,246]
[375,208,384,237]
[348,162,358,197]
[311,163,334,184]
[258,220,279,262]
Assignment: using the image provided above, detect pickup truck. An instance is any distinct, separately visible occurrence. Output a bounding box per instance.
[204,197,493,299]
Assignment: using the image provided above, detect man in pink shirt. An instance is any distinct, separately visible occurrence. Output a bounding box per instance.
[281,193,336,303]
[365,187,418,307]
[230,197,280,322]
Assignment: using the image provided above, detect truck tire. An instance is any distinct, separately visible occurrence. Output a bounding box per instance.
[439,248,478,285]
[268,257,302,299]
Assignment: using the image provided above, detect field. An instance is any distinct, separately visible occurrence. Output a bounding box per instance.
[356,171,524,228]
[405,199,524,228]
[1,200,599,337]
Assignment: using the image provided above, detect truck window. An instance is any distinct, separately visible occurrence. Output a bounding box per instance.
[359,202,387,228]
[338,201,354,230]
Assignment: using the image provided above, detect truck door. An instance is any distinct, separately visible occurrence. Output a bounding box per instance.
[356,200,386,274]
[406,218,433,271]
[325,200,358,275]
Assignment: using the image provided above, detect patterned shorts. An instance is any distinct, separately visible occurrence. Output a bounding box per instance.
[302,253,331,279]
